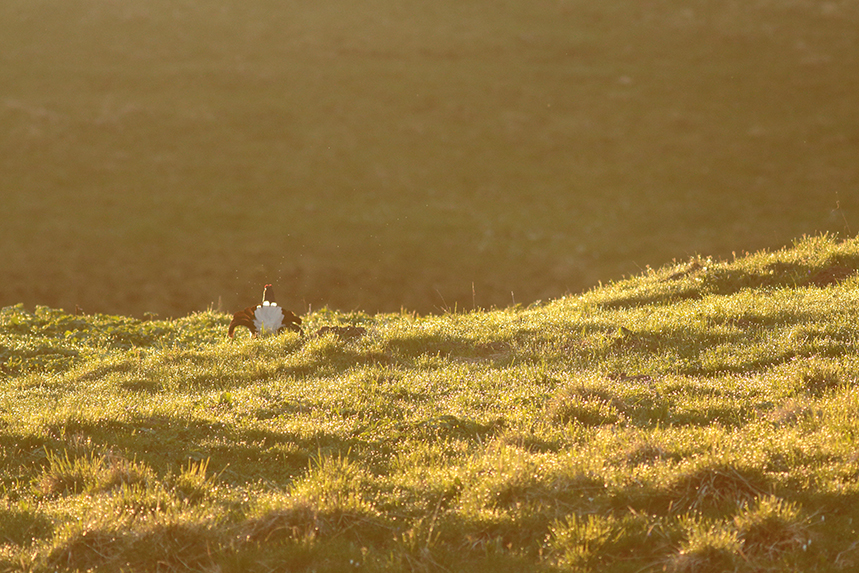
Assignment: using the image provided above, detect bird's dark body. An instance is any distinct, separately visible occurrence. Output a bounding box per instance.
[228,285,302,337]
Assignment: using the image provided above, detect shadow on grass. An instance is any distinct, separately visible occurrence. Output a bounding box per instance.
[34,409,505,487]
[595,258,859,311]
[703,260,859,294]
[0,506,54,547]
[595,286,703,311]
[592,308,855,377]
[383,331,513,363]
[547,379,757,429]
[46,519,219,573]
[0,432,54,482]
[38,414,340,484]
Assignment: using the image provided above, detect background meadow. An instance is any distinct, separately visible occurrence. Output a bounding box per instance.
[1,0,858,317]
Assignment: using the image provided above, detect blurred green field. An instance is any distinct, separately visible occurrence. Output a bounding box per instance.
[1,0,857,317]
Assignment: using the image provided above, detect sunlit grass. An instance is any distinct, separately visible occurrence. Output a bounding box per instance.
[1,235,859,571]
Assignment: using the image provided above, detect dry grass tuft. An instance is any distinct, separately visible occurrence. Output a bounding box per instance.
[734,496,812,558]
[665,517,742,573]
[238,501,391,548]
[173,458,216,505]
[47,527,121,573]
[668,464,769,514]
[547,384,624,426]
[35,450,151,496]
[47,519,220,573]
[239,502,322,545]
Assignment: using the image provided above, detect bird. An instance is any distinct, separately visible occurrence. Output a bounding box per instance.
[228,284,302,338]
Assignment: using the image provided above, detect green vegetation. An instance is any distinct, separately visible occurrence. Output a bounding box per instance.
[2,234,859,572]
[2,0,858,316]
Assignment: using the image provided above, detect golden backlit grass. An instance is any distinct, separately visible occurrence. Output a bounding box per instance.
[2,235,859,571]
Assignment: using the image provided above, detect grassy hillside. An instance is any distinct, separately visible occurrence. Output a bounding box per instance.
[2,0,858,316]
[2,234,859,572]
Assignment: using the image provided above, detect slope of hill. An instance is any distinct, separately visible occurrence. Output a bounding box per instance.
[2,235,859,572]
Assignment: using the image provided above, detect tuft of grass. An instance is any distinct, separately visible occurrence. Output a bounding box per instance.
[549,512,672,570]
[46,516,222,573]
[734,496,813,558]
[548,383,624,426]
[666,516,743,573]
[666,463,771,514]
[35,450,151,496]
[172,458,217,505]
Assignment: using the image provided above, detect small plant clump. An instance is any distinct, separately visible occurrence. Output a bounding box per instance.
[2,235,859,571]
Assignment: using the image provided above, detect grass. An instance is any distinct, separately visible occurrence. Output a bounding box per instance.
[1,234,859,571]
[1,0,858,316]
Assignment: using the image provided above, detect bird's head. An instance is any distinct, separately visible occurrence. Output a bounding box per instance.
[262,284,276,305]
